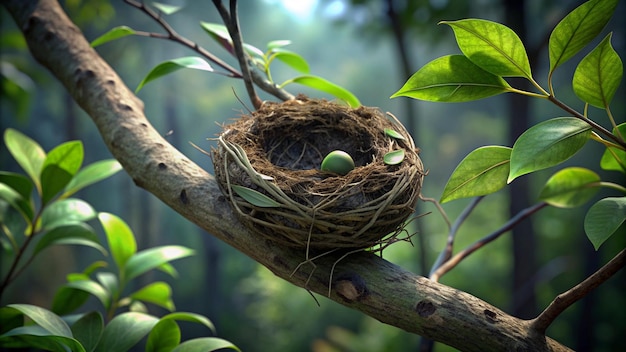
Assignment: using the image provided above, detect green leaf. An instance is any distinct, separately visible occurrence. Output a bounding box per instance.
[442,19,531,78]
[160,312,216,335]
[146,319,180,352]
[384,128,405,140]
[267,40,292,50]
[441,146,511,203]
[40,198,97,231]
[171,337,241,352]
[4,128,45,193]
[600,124,626,173]
[288,75,360,107]
[130,282,175,311]
[70,312,103,352]
[125,245,194,281]
[508,117,592,182]
[383,149,405,165]
[0,171,33,200]
[62,159,123,199]
[573,33,623,109]
[0,326,85,352]
[231,185,281,208]
[270,48,310,73]
[549,0,619,73]
[65,280,110,309]
[98,212,136,270]
[96,272,119,300]
[34,223,106,256]
[0,182,34,223]
[152,2,182,15]
[136,57,214,93]
[584,196,626,250]
[538,167,600,208]
[200,22,234,54]
[94,312,158,352]
[6,304,72,338]
[41,140,84,205]
[91,26,136,47]
[391,55,511,102]
[51,287,91,316]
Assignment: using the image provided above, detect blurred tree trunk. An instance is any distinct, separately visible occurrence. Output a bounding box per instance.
[504,0,538,320]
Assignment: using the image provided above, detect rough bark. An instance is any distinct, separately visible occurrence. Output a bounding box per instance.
[1,0,572,351]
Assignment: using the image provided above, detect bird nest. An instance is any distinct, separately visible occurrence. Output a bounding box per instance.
[212,97,425,250]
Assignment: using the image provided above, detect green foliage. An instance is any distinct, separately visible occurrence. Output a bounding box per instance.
[0,130,238,351]
[231,184,281,208]
[393,0,625,249]
[135,57,214,93]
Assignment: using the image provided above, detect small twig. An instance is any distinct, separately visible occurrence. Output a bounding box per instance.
[429,196,484,279]
[419,194,451,229]
[124,0,241,78]
[212,0,262,109]
[531,248,626,334]
[430,202,548,282]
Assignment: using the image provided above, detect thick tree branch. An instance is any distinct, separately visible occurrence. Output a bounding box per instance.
[2,0,572,350]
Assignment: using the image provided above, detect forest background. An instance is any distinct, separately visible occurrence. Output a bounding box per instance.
[1,0,624,351]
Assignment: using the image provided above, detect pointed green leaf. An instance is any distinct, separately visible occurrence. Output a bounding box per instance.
[40,198,97,231]
[200,22,234,54]
[539,167,600,208]
[549,0,619,72]
[136,57,213,93]
[160,312,216,334]
[51,287,90,316]
[584,196,626,250]
[267,40,292,50]
[171,337,241,352]
[62,159,123,199]
[441,146,511,203]
[125,245,194,281]
[384,128,405,140]
[231,185,281,208]
[391,55,511,102]
[152,2,182,15]
[442,19,531,78]
[244,43,265,58]
[287,75,360,107]
[34,223,106,256]
[98,212,136,270]
[91,26,136,47]
[0,182,34,223]
[131,282,175,311]
[146,319,180,352]
[94,312,159,352]
[508,117,591,182]
[65,280,110,309]
[383,149,405,165]
[573,33,623,109]
[270,49,310,73]
[4,128,45,193]
[96,272,119,299]
[70,312,103,352]
[41,141,84,205]
[600,124,626,173]
[6,304,72,338]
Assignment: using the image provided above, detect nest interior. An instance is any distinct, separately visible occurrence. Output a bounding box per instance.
[213,97,425,250]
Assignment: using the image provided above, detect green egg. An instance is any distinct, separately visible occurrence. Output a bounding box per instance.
[321,150,355,175]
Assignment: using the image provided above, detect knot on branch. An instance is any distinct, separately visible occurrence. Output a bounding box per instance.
[415,300,436,317]
[333,273,368,302]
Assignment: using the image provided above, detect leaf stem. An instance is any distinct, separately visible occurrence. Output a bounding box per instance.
[531,248,626,334]
[430,202,548,282]
[505,86,550,99]
[548,95,626,149]
[597,181,626,194]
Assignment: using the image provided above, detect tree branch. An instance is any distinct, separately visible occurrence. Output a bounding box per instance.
[1,0,572,350]
[531,248,626,334]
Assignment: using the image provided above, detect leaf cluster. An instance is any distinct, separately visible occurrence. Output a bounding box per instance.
[0,129,239,351]
[392,0,625,250]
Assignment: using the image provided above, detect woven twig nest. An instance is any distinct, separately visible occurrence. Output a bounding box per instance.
[212,97,425,250]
